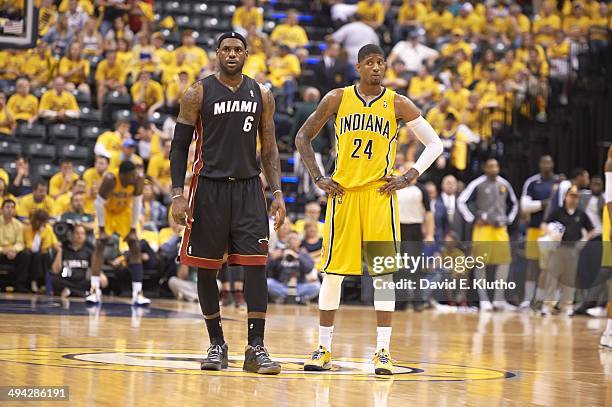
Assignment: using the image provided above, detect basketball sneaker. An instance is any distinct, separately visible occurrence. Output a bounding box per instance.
[133,292,151,306]
[493,301,518,312]
[201,343,229,370]
[85,288,101,304]
[303,346,332,371]
[479,300,494,312]
[373,348,394,375]
[243,345,281,375]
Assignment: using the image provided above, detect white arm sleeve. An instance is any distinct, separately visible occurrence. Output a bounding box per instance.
[605,172,612,203]
[94,195,106,227]
[131,195,143,228]
[406,116,443,175]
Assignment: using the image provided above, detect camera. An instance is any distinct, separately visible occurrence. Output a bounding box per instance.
[53,220,75,244]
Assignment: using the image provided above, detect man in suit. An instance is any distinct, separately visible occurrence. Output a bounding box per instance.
[313,42,350,96]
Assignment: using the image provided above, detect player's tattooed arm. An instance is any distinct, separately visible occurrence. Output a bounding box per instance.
[170,82,202,226]
[295,88,344,196]
[258,85,286,230]
[97,172,117,200]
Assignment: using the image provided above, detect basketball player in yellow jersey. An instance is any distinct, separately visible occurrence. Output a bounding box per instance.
[296,44,443,375]
[601,146,612,349]
[87,160,150,306]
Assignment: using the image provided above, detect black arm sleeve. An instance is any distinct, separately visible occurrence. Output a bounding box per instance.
[169,122,195,190]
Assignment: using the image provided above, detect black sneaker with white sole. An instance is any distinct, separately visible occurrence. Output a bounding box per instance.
[243,345,281,375]
[201,343,229,371]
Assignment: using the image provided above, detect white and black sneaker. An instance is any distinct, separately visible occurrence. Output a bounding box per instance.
[201,343,229,370]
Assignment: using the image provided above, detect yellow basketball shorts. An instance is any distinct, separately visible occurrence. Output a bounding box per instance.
[98,209,133,239]
[471,224,511,265]
[602,239,612,268]
[525,227,544,261]
[319,183,400,276]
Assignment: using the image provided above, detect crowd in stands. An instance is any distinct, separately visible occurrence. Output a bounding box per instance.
[0,0,610,313]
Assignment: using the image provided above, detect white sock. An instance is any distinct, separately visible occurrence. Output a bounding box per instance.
[606,319,612,335]
[319,326,333,351]
[376,326,392,352]
[524,281,536,302]
[535,288,545,302]
[132,282,142,300]
[91,276,100,290]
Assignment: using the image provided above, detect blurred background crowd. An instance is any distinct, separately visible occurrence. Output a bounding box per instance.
[0,0,610,313]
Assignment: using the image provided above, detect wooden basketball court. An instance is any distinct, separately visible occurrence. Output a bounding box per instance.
[0,293,609,406]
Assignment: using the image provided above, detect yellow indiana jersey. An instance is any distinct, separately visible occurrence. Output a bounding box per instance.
[105,171,135,214]
[333,86,398,189]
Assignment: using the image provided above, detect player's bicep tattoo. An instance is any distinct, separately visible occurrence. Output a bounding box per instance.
[176,82,203,126]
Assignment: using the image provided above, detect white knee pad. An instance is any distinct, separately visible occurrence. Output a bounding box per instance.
[373,274,395,312]
[318,274,344,310]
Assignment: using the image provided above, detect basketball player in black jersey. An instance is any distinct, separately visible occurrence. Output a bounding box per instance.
[169,32,286,374]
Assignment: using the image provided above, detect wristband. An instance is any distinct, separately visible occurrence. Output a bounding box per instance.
[171,194,183,200]
[314,175,324,183]
[272,189,282,196]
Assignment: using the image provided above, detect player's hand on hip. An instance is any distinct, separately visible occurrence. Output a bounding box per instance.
[271,191,286,231]
[378,169,418,195]
[125,229,138,243]
[316,177,344,197]
[171,196,192,227]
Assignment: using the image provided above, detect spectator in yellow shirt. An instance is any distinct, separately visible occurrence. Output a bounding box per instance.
[161,50,196,87]
[109,138,144,171]
[495,50,527,81]
[563,2,592,39]
[407,66,441,111]
[395,0,427,42]
[175,31,209,75]
[83,155,109,215]
[443,77,471,112]
[533,1,561,46]
[0,49,25,88]
[0,199,28,292]
[425,98,460,133]
[58,41,91,95]
[452,49,473,87]
[38,0,57,37]
[453,2,484,38]
[94,119,131,158]
[131,71,164,119]
[17,181,55,221]
[166,70,191,113]
[268,44,301,112]
[7,78,39,124]
[293,201,325,237]
[441,28,473,59]
[0,91,15,138]
[39,76,80,122]
[147,139,172,194]
[590,2,611,42]
[270,9,309,49]
[233,0,264,32]
[49,159,79,199]
[95,50,128,110]
[152,32,174,72]
[25,41,56,89]
[356,0,385,29]
[423,4,454,42]
[52,178,86,217]
[23,209,59,292]
[508,4,531,39]
[0,177,17,204]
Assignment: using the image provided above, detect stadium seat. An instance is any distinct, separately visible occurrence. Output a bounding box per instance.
[48,123,80,144]
[164,2,191,16]
[219,5,236,17]
[149,112,169,128]
[174,15,201,31]
[203,17,231,33]
[195,33,215,49]
[16,123,47,143]
[105,91,131,108]
[72,89,91,107]
[34,163,60,180]
[32,87,47,99]
[79,107,102,124]
[25,143,56,164]
[74,164,87,176]
[0,141,22,161]
[113,109,133,123]
[57,144,90,166]
[1,161,16,175]
[192,3,219,17]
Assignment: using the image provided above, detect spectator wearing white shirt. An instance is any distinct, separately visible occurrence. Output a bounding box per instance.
[388,30,439,74]
[330,14,379,66]
[66,0,89,33]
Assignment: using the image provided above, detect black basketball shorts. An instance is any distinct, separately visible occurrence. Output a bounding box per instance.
[179,176,269,269]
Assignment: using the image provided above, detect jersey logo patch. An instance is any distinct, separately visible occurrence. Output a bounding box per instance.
[383,100,387,108]
[250,90,254,98]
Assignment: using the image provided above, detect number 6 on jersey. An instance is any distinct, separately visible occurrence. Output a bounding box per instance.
[243,116,254,132]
